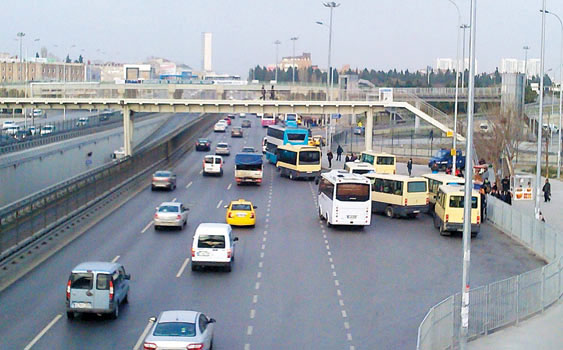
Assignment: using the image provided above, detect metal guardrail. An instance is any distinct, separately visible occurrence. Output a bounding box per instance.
[0,113,218,262]
[417,196,563,350]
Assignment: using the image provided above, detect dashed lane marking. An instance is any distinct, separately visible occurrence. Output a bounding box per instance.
[244,344,251,350]
[253,295,258,303]
[227,183,232,190]
[111,255,120,263]
[171,198,177,202]
[216,200,223,209]
[24,314,62,350]
[341,310,348,318]
[133,319,155,350]
[141,221,153,233]
[199,169,203,174]
[247,325,253,335]
[250,309,256,319]
[255,282,260,290]
[176,257,190,278]
[186,181,193,189]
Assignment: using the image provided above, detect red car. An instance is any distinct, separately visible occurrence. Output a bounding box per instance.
[223,117,232,126]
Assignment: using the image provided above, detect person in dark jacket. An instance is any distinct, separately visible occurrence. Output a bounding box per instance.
[543,178,551,202]
[407,158,413,176]
[501,176,510,192]
[336,145,343,161]
[327,150,333,168]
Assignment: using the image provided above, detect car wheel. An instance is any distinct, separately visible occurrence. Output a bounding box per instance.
[191,263,198,272]
[110,303,119,319]
[210,340,214,350]
[154,225,159,231]
[123,292,129,304]
[225,262,232,272]
[439,223,448,236]
[151,186,155,191]
[66,311,75,319]
[385,206,394,218]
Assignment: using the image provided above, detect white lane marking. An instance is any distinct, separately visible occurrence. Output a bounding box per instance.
[337,289,342,296]
[176,257,190,278]
[186,181,193,189]
[227,183,232,190]
[339,299,345,306]
[141,221,153,233]
[325,240,329,244]
[263,230,268,235]
[342,310,348,318]
[333,271,337,277]
[262,237,267,242]
[331,264,335,269]
[328,251,332,256]
[216,200,223,209]
[133,320,155,350]
[261,244,265,250]
[199,169,203,174]
[111,255,120,263]
[326,245,330,250]
[347,333,353,341]
[344,321,350,329]
[260,252,264,258]
[335,280,340,286]
[253,295,258,303]
[257,272,262,279]
[250,309,256,319]
[258,261,263,268]
[265,218,269,223]
[247,325,253,335]
[266,213,270,217]
[24,314,62,350]
[171,198,177,202]
[350,346,356,350]
[244,344,251,350]
[255,282,260,290]
[329,257,333,263]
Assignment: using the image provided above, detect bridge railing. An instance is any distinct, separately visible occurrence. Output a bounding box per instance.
[0,114,218,263]
[417,196,563,350]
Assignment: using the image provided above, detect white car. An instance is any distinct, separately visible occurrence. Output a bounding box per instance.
[28,126,38,135]
[2,120,16,130]
[4,125,20,135]
[191,223,238,272]
[214,121,227,132]
[32,109,43,118]
[154,202,189,230]
[239,113,246,118]
[203,155,223,176]
[76,117,89,127]
[40,125,55,135]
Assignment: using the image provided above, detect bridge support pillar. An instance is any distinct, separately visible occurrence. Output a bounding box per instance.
[123,106,134,156]
[414,100,421,130]
[365,109,373,151]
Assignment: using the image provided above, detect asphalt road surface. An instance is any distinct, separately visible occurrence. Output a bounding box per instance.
[0,115,544,350]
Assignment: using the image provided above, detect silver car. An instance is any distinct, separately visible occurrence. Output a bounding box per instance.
[143,310,216,350]
[215,142,230,156]
[152,170,177,191]
[154,202,189,230]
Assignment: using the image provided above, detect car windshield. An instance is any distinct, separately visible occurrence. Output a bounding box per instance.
[376,156,395,165]
[154,171,171,177]
[198,235,226,248]
[232,204,251,210]
[434,150,449,158]
[158,205,179,213]
[153,322,196,337]
[233,128,242,131]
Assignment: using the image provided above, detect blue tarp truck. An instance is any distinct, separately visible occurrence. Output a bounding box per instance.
[235,153,263,185]
[428,149,466,170]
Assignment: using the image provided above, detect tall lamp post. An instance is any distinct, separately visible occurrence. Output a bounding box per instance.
[535,2,547,219]
[274,40,281,82]
[290,37,299,84]
[447,0,462,175]
[17,32,25,81]
[542,9,563,178]
[460,24,470,91]
[522,46,530,130]
[460,0,477,349]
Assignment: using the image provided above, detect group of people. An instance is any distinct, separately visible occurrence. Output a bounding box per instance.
[260,85,276,100]
[326,145,357,168]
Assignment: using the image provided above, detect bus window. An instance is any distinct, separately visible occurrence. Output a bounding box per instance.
[361,154,375,164]
[299,151,320,165]
[278,149,297,165]
[287,133,306,141]
[407,181,427,193]
[319,179,335,198]
[449,196,478,208]
[377,156,395,165]
[335,183,370,202]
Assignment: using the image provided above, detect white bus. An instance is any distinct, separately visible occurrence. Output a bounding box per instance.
[317,170,372,227]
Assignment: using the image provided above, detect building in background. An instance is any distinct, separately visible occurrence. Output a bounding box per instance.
[435,58,476,73]
[499,58,541,78]
[1,56,84,82]
[123,64,154,82]
[279,52,313,71]
[202,32,212,72]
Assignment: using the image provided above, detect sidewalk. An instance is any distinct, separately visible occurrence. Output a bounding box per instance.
[469,176,563,350]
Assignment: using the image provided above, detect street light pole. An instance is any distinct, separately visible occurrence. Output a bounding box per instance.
[447,0,462,175]
[274,40,281,82]
[460,0,477,349]
[323,1,340,151]
[461,24,469,92]
[522,46,530,131]
[543,10,563,178]
[290,37,299,84]
[535,2,547,219]
[17,32,25,82]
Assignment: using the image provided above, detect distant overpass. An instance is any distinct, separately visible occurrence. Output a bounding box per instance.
[0,97,465,157]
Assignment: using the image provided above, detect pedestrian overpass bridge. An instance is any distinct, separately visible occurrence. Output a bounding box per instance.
[0,97,465,156]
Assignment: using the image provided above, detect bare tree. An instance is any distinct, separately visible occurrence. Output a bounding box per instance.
[474,106,525,185]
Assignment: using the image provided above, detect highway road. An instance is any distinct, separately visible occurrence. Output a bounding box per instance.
[0,115,543,350]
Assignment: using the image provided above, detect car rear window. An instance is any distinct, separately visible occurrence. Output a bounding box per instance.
[204,157,214,164]
[70,272,93,289]
[96,273,111,290]
[198,235,226,248]
[217,143,228,148]
[198,139,208,143]
[159,205,179,213]
[232,204,251,210]
[154,171,170,177]
[153,322,196,337]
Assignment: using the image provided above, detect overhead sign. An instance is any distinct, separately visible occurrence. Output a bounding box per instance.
[331,113,342,119]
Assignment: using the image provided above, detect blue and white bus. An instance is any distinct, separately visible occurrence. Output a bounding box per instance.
[264,125,310,164]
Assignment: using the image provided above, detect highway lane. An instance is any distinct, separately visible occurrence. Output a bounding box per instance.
[0,115,545,350]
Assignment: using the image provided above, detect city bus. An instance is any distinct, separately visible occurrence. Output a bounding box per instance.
[365,173,429,218]
[317,170,372,227]
[276,144,321,180]
[284,113,302,126]
[264,125,309,164]
[261,113,276,127]
[433,184,480,237]
[344,162,376,175]
[360,151,396,174]
[422,173,465,211]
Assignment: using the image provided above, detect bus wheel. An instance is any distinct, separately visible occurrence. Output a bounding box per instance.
[385,206,394,218]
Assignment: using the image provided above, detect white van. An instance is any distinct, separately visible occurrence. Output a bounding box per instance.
[191,223,238,272]
[203,155,223,176]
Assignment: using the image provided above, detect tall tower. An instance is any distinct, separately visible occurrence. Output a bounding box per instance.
[202,32,212,72]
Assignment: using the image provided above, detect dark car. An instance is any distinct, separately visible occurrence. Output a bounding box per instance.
[231,127,243,138]
[242,120,251,128]
[241,146,256,153]
[196,138,211,151]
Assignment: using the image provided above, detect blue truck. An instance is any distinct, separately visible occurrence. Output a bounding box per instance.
[428,149,466,171]
[234,153,263,185]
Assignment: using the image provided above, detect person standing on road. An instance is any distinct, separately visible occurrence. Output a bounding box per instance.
[336,144,343,161]
[407,158,413,176]
[543,178,551,202]
[327,150,334,168]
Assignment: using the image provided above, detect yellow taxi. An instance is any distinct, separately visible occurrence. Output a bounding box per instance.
[309,135,324,147]
[225,199,257,227]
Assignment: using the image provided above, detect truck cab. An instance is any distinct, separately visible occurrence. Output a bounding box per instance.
[428,149,465,171]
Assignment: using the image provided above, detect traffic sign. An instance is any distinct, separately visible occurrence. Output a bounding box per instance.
[451,148,457,156]
[331,113,342,119]
[446,130,453,137]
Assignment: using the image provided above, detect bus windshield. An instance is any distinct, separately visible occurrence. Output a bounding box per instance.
[335,184,370,202]
[376,156,395,165]
[361,153,374,164]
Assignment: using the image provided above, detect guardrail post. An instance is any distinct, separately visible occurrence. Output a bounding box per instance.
[516,275,520,325]
[559,257,562,299]
[485,284,489,335]
[541,267,545,312]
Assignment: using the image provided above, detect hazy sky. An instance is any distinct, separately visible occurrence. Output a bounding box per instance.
[2,0,563,79]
